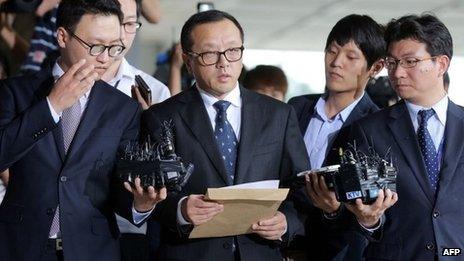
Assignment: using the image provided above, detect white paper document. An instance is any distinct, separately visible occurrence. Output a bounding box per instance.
[219,179,279,189]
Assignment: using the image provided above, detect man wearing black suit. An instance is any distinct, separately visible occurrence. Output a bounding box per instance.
[0,1,164,260]
[288,15,385,261]
[142,10,309,261]
[346,14,462,260]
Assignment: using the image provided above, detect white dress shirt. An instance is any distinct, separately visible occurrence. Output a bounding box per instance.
[0,178,5,204]
[107,58,170,103]
[405,95,448,153]
[303,93,364,169]
[177,83,242,225]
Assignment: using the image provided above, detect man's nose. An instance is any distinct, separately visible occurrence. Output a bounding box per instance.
[96,49,110,63]
[215,53,230,68]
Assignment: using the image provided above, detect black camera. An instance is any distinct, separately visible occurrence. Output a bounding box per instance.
[300,146,397,204]
[116,120,193,192]
[0,0,42,13]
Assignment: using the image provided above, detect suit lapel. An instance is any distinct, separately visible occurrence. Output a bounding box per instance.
[234,88,263,184]
[52,122,65,162]
[343,93,377,128]
[65,81,109,161]
[388,101,435,205]
[436,100,464,199]
[178,88,230,185]
[298,97,318,134]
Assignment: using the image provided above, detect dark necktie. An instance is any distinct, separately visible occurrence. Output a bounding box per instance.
[213,100,238,185]
[417,109,440,192]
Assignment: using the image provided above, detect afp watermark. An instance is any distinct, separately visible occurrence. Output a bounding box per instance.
[442,248,461,256]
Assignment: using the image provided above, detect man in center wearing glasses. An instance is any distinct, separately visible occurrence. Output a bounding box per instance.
[141,10,309,261]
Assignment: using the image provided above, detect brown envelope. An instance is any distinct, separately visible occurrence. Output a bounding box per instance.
[189,188,289,238]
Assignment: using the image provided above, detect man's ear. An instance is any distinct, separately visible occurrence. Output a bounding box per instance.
[436,55,450,77]
[56,27,68,49]
[369,59,385,78]
[182,53,193,74]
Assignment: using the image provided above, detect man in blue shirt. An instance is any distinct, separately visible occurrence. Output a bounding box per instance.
[288,14,385,260]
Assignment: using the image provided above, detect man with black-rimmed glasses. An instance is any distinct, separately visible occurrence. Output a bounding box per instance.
[0,0,165,260]
[141,10,309,261]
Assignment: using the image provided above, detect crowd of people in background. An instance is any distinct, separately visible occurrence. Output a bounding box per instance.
[0,1,462,261]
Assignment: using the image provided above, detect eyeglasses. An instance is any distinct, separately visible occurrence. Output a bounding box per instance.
[67,30,126,57]
[385,56,437,71]
[188,46,244,66]
[123,21,142,34]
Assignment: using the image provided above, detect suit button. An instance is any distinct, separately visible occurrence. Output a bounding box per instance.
[222,242,231,249]
[433,211,440,218]
[46,208,54,216]
[60,176,67,182]
[426,243,435,251]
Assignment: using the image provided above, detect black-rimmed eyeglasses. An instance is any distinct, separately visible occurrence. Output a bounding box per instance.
[188,46,244,66]
[67,30,125,57]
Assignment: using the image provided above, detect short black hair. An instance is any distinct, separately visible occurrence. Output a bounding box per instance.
[243,65,288,94]
[384,14,453,61]
[56,0,123,33]
[181,10,244,53]
[444,71,450,87]
[325,14,386,68]
[135,0,141,18]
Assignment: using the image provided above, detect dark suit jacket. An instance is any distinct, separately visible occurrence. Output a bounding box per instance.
[142,86,309,261]
[289,93,379,166]
[0,69,141,261]
[288,93,378,261]
[349,99,464,260]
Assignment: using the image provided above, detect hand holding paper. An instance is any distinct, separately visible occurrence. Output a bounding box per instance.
[188,180,289,239]
[181,194,224,225]
[251,211,287,240]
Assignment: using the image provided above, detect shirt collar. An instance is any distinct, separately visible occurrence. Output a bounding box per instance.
[405,95,448,126]
[107,58,136,86]
[52,61,64,80]
[314,92,365,122]
[196,82,242,109]
[52,60,92,98]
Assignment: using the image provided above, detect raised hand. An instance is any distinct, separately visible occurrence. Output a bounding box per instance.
[48,59,99,114]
